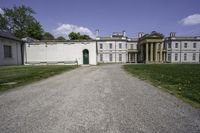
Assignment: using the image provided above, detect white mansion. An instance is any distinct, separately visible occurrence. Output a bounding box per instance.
[0,31,200,65]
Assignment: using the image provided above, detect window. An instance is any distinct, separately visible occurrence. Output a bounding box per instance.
[131,44,134,49]
[126,44,127,49]
[184,53,187,61]
[109,54,112,61]
[168,54,171,61]
[184,43,187,48]
[109,43,112,49]
[193,43,196,48]
[100,54,103,61]
[193,53,196,60]
[119,43,122,49]
[119,54,122,61]
[4,45,12,58]
[100,44,103,49]
[175,43,178,48]
[175,53,178,61]
[168,43,171,48]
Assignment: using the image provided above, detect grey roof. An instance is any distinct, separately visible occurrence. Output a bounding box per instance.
[97,36,127,41]
[165,36,200,41]
[0,31,22,42]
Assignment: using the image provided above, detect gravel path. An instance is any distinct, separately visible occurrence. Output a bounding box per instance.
[0,64,200,133]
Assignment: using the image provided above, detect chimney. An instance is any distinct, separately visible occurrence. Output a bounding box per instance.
[96,29,99,37]
[170,32,176,37]
[123,30,126,37]
[138,32,144,38]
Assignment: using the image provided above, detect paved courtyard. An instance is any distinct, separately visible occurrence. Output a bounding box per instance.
[0,64,200,133]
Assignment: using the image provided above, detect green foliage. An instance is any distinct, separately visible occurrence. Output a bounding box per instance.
[0,65,77,91]
[124,64,200,108]
[56,36,66,41]
[42,32,55,40]
[68,32,91,40]
[0,5,44,39]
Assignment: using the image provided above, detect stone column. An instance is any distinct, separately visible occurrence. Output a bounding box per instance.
[146,43,149,63]
[160,42,163,62]
[150,43,153,62]
[155,43,158,62]
[129,53,131,63]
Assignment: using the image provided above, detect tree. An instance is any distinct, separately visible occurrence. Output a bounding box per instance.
[42,32,54,40]
[56,36,66,41]
[68,32,91,40]
[0,5,44,39]
[68,32,80,40]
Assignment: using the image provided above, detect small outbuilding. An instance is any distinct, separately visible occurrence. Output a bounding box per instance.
[0,32,24,66]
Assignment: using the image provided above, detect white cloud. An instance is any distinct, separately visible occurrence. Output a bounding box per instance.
[53,23,95,38]
[180,14,200,25]
[0,8,4,15]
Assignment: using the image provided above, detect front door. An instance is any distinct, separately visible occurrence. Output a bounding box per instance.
[83,49,89,64]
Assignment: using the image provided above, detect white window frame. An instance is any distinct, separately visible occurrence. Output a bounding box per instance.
[184,53,187,61]
[175,53,178,61]
[100,54,103,61]
[119,54,122,61]
[109,54,112,61]
[109,43,112,49]
[100,43,103,49]
[119,43,122,49]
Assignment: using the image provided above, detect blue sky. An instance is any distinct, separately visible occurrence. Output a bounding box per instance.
[1,0,200,38]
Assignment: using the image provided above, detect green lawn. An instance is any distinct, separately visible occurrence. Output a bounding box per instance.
[0,65,77,92]
[123,64,200,108]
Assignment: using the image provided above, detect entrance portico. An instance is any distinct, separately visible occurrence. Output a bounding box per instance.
[138,31,166,63]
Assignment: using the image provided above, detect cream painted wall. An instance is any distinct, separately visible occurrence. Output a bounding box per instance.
[24,41,97,65]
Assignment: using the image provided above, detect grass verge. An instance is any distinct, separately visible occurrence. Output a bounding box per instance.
[0,65,77,92]
[123,64,200,108]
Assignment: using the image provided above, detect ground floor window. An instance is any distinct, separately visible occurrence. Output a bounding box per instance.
[193,53,196,60]
[109,54,112,61]
[100,54,103,61]
[168,53,171,61]
[4,45,12,58]
[175,53,178,61]
[119,54,122,61]
[184,53,187,61]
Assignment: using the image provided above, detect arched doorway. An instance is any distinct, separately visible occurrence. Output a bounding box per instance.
[83,49,89,64]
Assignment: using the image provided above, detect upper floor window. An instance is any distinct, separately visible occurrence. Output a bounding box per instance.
[109,43,112,49]
[184,53,187,61]
[175,43,178,48]
[119,43,122,49]
[4,45,12,58]
[100,43,103,49]
[168,43,171,48]
[193,43,196,48]
[184,43,187,48]
[131,44,134,49]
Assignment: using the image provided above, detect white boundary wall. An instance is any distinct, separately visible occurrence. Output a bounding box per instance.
[24,41,97,65]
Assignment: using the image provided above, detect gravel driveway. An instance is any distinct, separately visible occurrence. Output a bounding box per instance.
[0,64,200,133]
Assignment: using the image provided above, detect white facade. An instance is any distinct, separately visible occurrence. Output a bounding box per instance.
[0,36,23,65]
[97,40,127,63]
[24,41,97,65]
[165,36,200,63]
